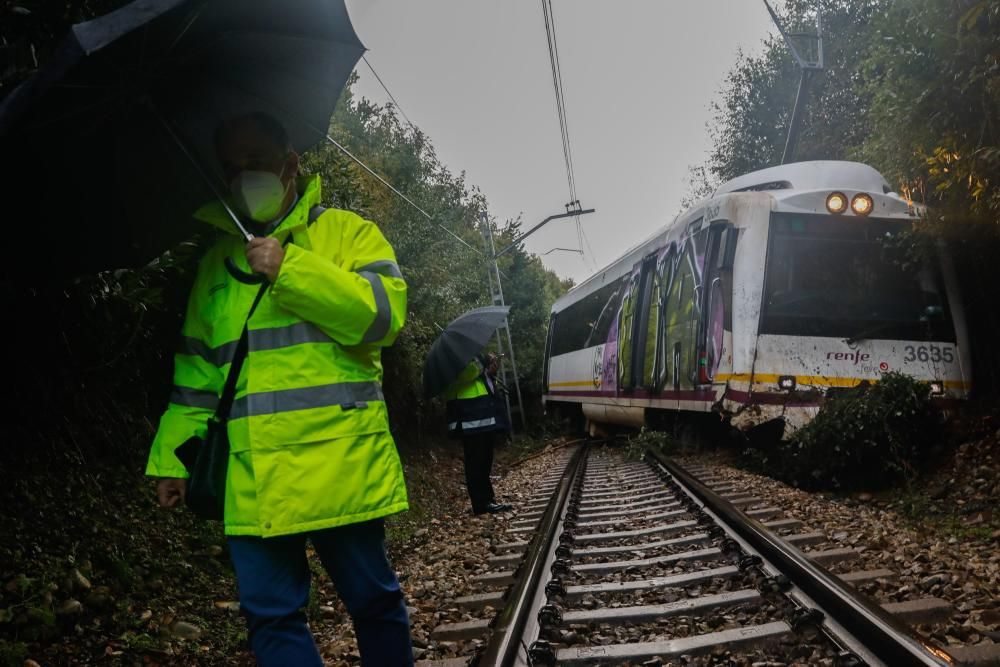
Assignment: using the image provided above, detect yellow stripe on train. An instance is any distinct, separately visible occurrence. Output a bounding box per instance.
[715,373,970,390]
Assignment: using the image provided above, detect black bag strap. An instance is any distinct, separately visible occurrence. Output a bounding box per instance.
[308,205,326,224]
[215,210,323,421]
[214,282,268,422]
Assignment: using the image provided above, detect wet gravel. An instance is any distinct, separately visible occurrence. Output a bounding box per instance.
[674,452,1000,654]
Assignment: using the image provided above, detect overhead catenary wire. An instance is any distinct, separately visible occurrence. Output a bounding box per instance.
[362,55,419,135]
[580,223,599,270]
[321,131,482,256]
[281,57,482,256]
[540,0,596,269]
[541,0,578,204]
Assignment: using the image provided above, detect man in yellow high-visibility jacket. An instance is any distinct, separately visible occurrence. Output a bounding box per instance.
[146,112,412,666]
[445,352,512,514]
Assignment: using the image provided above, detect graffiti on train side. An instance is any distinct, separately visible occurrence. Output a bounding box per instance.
[593,226,724,394]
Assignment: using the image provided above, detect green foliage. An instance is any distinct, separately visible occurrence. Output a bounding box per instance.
[0,641,27,667]
[703,0,999,216]
[623,428,679,460]
[706,0,888,184]
[744,373,938,490]
[857,0,1000,219]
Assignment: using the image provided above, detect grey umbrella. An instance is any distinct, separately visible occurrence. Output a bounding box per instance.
[0,0,364,281]
[424,306,511,398]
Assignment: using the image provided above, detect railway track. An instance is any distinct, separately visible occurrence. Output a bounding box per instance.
[423,444,997,666]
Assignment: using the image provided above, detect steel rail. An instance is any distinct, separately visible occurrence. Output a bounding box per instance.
[645,448,956,667]
[476,444,587,666]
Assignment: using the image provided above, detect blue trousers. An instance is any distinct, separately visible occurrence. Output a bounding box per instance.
[228,519,412,667]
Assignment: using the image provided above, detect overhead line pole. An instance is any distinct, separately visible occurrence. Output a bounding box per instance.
[479,213,524,431]
[763,0,824,164]
[495,204,596,259]
[480,203,595,432]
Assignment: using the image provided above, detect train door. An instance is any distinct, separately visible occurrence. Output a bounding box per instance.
[616,272,640,391]
[662,227,702,390]
[634,254,661,390]
[617,254,658,393]
[696,223,737,384]
[655,246,677,391]
[542,313,555,391]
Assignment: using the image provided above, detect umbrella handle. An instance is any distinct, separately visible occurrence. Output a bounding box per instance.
[225,257,267,285]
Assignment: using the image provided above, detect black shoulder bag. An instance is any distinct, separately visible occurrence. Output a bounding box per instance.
[174,281,268,520]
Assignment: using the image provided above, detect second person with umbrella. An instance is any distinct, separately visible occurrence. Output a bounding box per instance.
[444,351,513,514]
[425,307,514,515]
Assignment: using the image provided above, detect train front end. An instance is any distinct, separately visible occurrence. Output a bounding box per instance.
[726,164,971,433]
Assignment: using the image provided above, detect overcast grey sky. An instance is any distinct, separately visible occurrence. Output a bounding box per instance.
[344,1,780,283]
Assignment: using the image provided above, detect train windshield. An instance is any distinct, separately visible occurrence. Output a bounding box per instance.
[761,212,955,342]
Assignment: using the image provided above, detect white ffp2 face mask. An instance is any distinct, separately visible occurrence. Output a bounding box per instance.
[230,166,290,223]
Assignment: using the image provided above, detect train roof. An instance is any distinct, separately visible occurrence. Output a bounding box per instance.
[551,161,896,314]
[713,160,891,197]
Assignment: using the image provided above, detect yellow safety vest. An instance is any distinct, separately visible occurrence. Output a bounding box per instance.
[444,361,500,434]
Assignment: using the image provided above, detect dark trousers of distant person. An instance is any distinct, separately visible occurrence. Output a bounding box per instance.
[462,431,497,513]
[227,519,412,667]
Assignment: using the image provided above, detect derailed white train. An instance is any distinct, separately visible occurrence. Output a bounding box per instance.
[542,161,971,437]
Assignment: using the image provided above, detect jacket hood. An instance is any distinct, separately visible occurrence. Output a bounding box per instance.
[193,174,322,236]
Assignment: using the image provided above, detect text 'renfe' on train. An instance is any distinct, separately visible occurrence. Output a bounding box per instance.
[542,161,971,438]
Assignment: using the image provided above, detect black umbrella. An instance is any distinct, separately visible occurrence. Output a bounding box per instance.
[0,0,364,281]
[423,306,510,398]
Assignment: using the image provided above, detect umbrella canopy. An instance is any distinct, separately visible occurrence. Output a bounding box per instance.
[423,306,511,398]
[0,0,364,281]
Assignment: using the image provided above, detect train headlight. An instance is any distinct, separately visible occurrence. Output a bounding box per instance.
[778,375,796,391]
[851,193,874,216]
[930,381,944,395]
[826,192,848,214]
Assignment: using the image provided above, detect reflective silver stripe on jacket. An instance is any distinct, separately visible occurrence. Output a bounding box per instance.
[181,323,334,365]
[248,322,333,352]
[170,386,219,410]
[359,271,392,344]
[230,381,384,419]
[357,260,403,279]
[462,417,497,429]
[179,337,238,367]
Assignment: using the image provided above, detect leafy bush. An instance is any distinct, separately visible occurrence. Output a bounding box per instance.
[744,373,938,491]
[623,428,680,460]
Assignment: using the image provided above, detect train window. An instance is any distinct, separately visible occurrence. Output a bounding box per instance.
[550,277,626,356]
[761,213,956,342]
[585,276,627,348]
